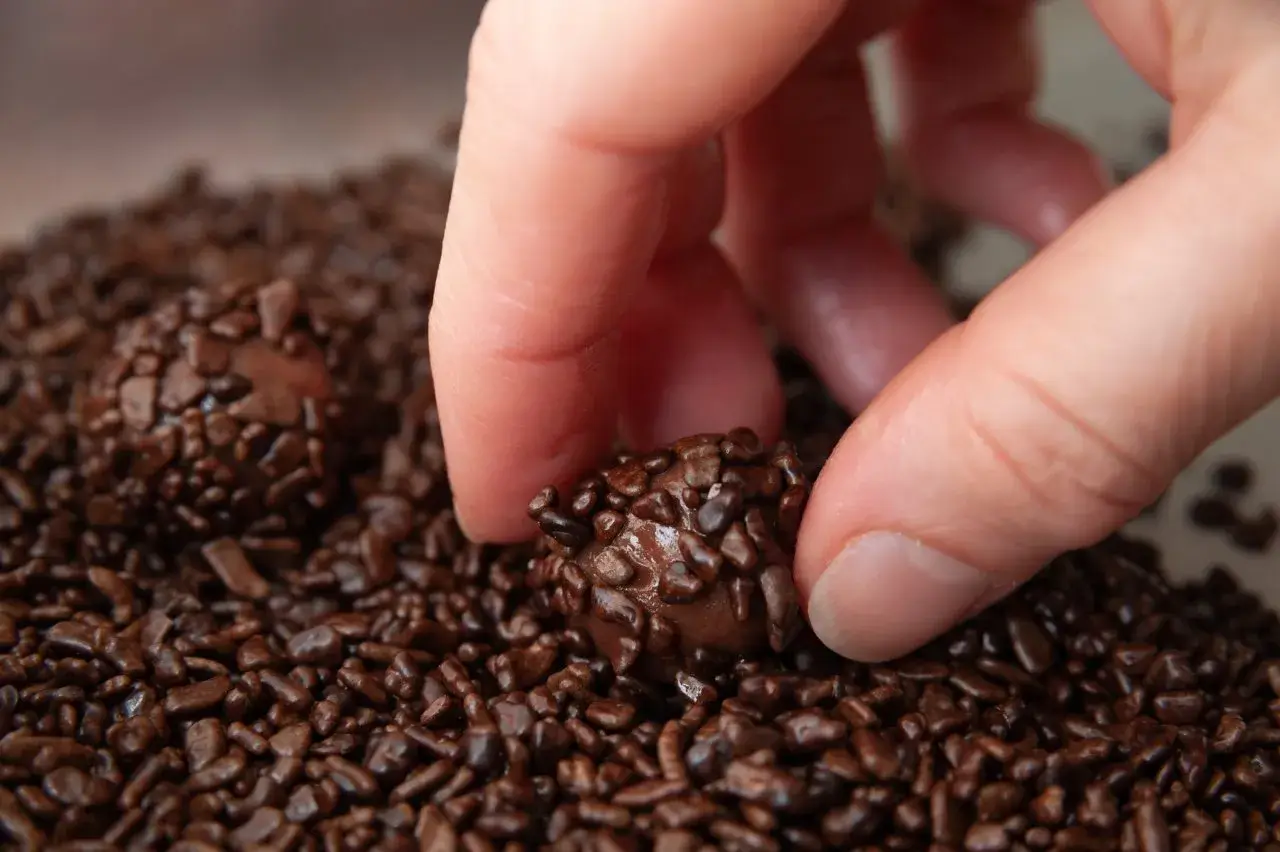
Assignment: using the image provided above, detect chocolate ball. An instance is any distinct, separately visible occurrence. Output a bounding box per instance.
[78,278,350,544]
[528,429,808,674]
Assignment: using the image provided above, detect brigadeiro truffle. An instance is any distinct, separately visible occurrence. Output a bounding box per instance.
[77,277,349,545]
[528,428,807,675]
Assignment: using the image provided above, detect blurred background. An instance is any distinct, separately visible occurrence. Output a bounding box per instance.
[3,0,1275,595]
[0,0,482,236]
[0,0,1163,254]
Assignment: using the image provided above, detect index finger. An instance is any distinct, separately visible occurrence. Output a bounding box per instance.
[429,0,845,542]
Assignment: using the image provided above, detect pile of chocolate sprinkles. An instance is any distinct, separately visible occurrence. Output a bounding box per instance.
[3,154,1280,852]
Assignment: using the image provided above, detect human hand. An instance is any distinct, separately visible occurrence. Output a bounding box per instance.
[429,0,1280,661]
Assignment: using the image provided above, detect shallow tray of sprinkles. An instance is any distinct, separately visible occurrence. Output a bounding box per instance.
[2,143,1280,852]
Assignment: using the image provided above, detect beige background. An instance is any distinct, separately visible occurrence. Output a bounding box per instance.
[1,1,1272,597]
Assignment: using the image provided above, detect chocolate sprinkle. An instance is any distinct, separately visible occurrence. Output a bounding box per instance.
[0,151,1279,851]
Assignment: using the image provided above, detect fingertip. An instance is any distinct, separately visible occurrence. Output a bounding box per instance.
[444,432,608,546]
[449,501,493,547]
[803,531,992,662]
[449,484,534,546]
[433,338,619,546]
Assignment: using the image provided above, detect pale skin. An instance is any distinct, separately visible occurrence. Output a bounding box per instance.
[429,0,1280,662]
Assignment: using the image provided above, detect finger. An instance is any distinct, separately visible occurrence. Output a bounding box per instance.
[1085,1,1170,96]
[620,144,783,451]
[721,3,955,414]
[892,0,1111,246]
[619,249,784,451]
[1088,0,1280,142]
[797,6,1280,661]
[430,0,845,542]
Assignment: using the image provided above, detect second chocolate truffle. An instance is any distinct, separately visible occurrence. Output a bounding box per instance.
[529,429,807,674]
[77,278,348,545]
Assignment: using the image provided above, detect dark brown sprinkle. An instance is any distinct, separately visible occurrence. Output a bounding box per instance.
[594,548,635,587]
[696,483,742,535]
[593,510,626,544]
[3,154,1280,849]
[758,564,801,653]
[1006,608,1055,675]
[1189,495,1238,530]
[200,536,270,600]
[162,675,232,715]
[286,624,343,667]
[1230,508,1279,553]
[1212,459,1254,494]
[658,562,704,604]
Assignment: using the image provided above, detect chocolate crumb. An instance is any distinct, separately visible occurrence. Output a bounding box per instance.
[1212,459,1255,494]
[201,537,270,600]
[1231,508,1278,553]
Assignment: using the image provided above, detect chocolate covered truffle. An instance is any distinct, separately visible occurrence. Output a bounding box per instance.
[78,278,349,545]
[528,429,807,674]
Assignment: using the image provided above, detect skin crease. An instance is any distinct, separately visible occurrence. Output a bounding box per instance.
[430,0,1280,663]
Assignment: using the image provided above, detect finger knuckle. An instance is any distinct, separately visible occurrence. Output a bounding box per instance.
[962,367,1162,534]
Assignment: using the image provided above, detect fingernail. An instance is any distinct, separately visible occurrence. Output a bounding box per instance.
[806,532,991,662]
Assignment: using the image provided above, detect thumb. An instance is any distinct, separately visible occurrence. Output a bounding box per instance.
[795,10,1280,661]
